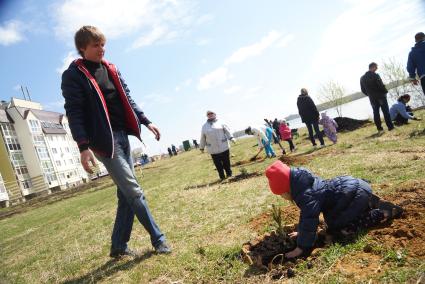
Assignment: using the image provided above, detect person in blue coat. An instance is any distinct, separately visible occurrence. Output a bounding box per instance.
[265,160,402,258]
[389,94,421,125]
[407,32,425,94]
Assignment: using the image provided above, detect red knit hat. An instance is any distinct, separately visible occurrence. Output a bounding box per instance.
[265,160,291,195]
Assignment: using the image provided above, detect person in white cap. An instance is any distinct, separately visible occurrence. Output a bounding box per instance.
[199,111,235,180]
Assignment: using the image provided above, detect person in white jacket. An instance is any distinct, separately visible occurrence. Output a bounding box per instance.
[200,111,235,180]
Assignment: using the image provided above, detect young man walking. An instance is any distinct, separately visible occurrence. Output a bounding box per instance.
[61,26,170,258]
[360,62,394,132]
[407,32,425,94]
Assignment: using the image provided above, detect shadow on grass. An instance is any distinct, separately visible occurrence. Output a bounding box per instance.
[409,128,425,138]
[365,131,385,139]
[184,172,262,190]
[61,250,153,284]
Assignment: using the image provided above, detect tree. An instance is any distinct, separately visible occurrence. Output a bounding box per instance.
[381,57,425,107]
[319,80,349,117]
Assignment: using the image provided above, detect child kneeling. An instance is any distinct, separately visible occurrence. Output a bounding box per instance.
[265,160,402,259]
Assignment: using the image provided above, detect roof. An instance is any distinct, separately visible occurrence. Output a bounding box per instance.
[0,109,13,123]
[14,107,67,134]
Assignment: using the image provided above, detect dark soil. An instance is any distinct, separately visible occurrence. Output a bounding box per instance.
[334,117,370,132]
[232,156,265,167]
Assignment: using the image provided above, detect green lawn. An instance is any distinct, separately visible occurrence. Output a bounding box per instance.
[1,111,425,283]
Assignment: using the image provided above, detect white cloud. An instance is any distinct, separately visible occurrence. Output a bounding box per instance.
[56,51,78,74]
[131,25,168,49]
[51,0,198,49]
[196,38,211,46]
[0,21,24,46]
[143,93,173,105]
[198,30,292,91]
[310,0,425,93]
[276,34,294,48]
[224,30,282,65]
[175,78,192,92]
[198,67,231,90]
[223,85,241,94]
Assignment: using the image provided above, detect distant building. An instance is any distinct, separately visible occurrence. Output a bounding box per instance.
[0,98,108,206]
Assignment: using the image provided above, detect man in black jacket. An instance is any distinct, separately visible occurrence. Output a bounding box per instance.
[360,62,394,132]
[297,88,325,147]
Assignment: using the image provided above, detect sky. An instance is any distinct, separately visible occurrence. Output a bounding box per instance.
[0,0,424,155]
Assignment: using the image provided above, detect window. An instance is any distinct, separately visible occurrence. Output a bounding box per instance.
[1,123,17,136]
[36,147,50,160]
[68,159,73,165]
[61,173,66,179]
[52,148,57,154]
[15,166,29,175]
[11,153,26,167]
[29,120,41,133]
[32,135,45,145]
[6,137,21,151]
[56,160,61,166]
[49,136,53,141]
[20,179,32,189]
[65,147,70,153]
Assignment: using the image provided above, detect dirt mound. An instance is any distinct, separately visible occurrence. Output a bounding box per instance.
[278,155,308,166]
[242,230,296,268]
[232,156,265,167]
[368,181,425,258]
[334,117,370,132]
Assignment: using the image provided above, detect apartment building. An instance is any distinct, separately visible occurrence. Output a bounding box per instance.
[0,108,28,205]
[0,98,92,204]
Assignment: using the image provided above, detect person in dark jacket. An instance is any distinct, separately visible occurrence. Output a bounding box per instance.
[171,144,178,155]
[61,26,171,257]
[265,160,402,258]
[272,118,280,144]
[296,88,325,147]
[407,32,425,94]
[360,62,394,132]
[167,147,173,157]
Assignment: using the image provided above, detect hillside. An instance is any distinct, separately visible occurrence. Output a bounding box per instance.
[1,111,425,283]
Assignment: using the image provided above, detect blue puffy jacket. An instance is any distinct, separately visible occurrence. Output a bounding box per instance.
[61,59,150,158]
[407,40,425,79]
[290,167,373,249]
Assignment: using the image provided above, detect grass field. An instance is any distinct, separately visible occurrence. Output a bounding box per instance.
[1,111,425,283]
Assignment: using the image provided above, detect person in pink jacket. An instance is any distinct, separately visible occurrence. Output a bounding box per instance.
[279,120,295,152]
[319,112,338,144]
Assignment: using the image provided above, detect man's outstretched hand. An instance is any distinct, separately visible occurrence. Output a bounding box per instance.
[80,150,97,174]
[147,123,161,141]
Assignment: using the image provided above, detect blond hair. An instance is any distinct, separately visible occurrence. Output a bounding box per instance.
[74,26,106,57]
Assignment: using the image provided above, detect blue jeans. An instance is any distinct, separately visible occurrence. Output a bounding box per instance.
[369,97,394,131]
[262,128,276,157]
[95,131,165,251]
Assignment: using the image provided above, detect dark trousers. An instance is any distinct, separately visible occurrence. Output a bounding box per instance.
[211,150,232,180]
[369,97,394,131]
[273,128,280,143]
[421,77,425,94]
[305,121,324,146]
[285,139,295,151]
